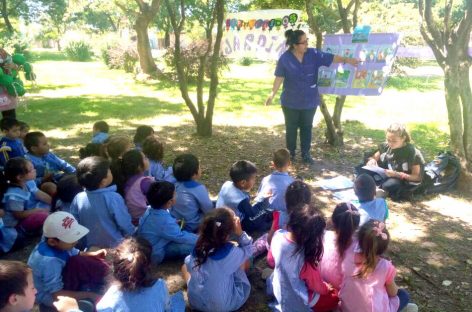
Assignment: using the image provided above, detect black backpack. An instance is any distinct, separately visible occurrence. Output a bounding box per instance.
[419,152,461,194]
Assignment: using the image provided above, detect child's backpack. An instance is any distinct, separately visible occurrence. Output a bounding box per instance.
[419,152,461,194]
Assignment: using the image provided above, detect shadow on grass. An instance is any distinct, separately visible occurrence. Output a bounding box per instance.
[28,84,84,93]
[386,76,442,92]
[21,95,186,131]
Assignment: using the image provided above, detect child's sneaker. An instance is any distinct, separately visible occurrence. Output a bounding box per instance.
[401,303,418,312]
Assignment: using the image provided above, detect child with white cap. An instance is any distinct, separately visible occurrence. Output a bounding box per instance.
[27,211,109,311]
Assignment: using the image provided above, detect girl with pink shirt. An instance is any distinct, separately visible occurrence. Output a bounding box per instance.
[339,220,418,312]
[320,202,360,290]
[122,150,154,225]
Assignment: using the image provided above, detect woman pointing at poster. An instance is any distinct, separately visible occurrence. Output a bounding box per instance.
[266,29,358,164]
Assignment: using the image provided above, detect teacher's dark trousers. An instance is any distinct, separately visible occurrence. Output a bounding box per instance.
[282,106,316,157]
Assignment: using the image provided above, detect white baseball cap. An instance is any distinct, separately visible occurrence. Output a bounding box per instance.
[43,212,89,243]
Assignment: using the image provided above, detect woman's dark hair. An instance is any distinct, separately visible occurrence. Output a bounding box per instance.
[229,160,257,183]
[142,136,164,162]
[52,174,83,212]
[76,156,110,191]
[4,157,29,185]
[285,180,312,214]
[332,202,360,258]
[111,237,155,291]
[133,125,154,145]
[285,29,306,50]
[194,207,235,268]
[122,149,146,180]
[146,181,175,208]
[173,154,199,182]
[288,203,326,266]
[0,260,31,310]
[93,120,109,133]
[356,220,390,279]
[354,174,376,202]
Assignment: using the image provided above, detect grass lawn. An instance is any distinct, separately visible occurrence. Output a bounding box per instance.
[3,50,471,311]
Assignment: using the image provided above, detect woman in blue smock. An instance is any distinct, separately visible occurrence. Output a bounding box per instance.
[266,29,358,164]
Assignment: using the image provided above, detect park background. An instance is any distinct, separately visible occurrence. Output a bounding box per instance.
[1,0,472,311]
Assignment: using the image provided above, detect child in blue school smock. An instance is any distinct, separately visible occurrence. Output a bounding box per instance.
[96,237,185,312]
[216,160,273,232]
[91,121,109,144]
[28,212,109,311]
[24,131,76,187]
[137,181,197,264]
[0,118,25,167]
[354,174,389,226]
[70,156,135,249]
[170,153,213,232]
[182,207,253,312]
[142,136,175,183]
[133,125,154,151]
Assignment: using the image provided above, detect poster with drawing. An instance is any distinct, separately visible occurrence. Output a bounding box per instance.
[318,33,401,96]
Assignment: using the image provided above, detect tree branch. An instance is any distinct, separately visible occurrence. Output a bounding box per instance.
[419,0,445,52]
[443,0,453,43]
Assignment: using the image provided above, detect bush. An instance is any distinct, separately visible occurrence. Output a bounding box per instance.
[239,57,253,66]
[101,42,138,73]
[391,56,422,76]
[163,40,228,83]
[64,40,93,61]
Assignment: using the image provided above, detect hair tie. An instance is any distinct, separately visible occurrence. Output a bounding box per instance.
[215,221,221,227]
[373,222,388,240]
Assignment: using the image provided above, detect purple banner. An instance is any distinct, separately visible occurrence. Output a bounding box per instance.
[318,33,401,96]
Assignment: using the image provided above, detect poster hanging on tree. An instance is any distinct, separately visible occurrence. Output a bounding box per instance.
[318,33,401,96]
[222,9,309,61]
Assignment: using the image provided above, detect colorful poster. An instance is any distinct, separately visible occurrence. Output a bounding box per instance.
[223,9,309,61]
[318,33,401,96]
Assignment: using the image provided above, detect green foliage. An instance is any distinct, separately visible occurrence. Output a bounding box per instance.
[239,57,253,66]
[101,42,138,73]
[386,75,442,92]
[163,40,229,83]
[64,41,93,61]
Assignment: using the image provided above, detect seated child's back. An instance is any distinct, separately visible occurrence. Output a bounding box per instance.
[354,174,388,225]
[70,156,134,248]
[170,154,213,232]
[256,148,294,212]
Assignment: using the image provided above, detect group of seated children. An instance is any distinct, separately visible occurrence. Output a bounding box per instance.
[0,120,421,312]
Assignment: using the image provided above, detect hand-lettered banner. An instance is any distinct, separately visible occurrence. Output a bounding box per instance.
[318,33,401,96]
[223,10,308,61]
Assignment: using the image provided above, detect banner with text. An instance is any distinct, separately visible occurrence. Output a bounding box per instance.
[318,33,401,96]
[223,10,308,61]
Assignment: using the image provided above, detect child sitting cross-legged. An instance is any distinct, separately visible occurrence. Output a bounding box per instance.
[27,211,109,312]
[137,181,198,264]
[354,174,389,226]
[0,260,37,312]
[2,158,51,236]
[70,156,135,249]
[216,160,273,232]
[182,207,253,312]
[96,237,185,312]
[24,131,76,188]
[170,154,213,232]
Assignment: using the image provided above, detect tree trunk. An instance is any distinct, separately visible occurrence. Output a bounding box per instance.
[135,15,158,75]
[1,0,14,33]
[164,30,170,48]
[196,116,212,137]
[56,40,61,51]
[444,64,472,170]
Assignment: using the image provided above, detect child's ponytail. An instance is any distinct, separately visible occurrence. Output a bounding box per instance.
[332,202,360,258]
[194,208,235,268]
[355,220,390,279]
[112,237,154,291]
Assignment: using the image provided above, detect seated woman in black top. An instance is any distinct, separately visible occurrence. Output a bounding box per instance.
[361,123,425,200]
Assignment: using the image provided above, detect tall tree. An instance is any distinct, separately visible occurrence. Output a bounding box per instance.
[418,0,472,171]
[306,0,361,146]
[116,0,161,75]
[40,0,68,51]
[164,0,224,137]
